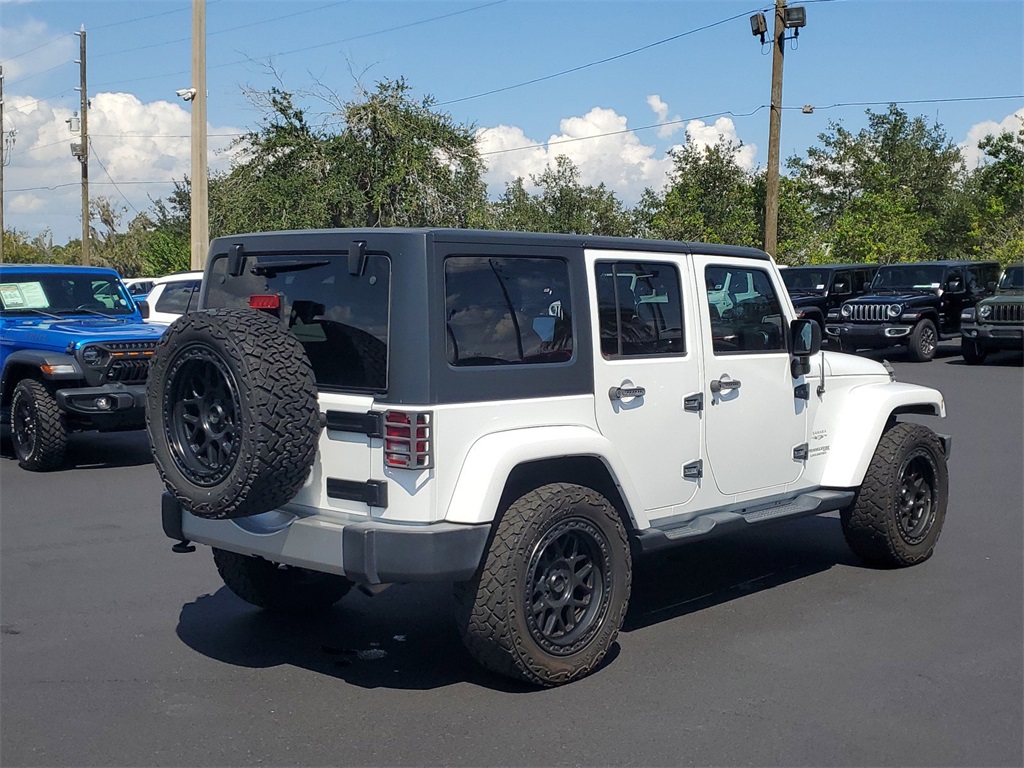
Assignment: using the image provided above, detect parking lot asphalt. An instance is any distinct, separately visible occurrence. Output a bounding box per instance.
[1,343,1021,767]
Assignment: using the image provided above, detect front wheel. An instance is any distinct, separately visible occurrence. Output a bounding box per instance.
[454,483,631,686]
[11,379,67,471]
[907,319,938,362]
[841,423,948,567]
[212,548,353,612]
[961,338,988,365]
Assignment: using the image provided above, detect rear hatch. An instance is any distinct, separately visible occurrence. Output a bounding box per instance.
[203,249,391,517]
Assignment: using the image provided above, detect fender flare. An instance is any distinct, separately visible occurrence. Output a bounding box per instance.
[443,425,648,529]
[1,352,82,404]
[819,381,945,488]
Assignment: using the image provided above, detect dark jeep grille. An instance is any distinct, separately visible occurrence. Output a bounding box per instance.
[987,303,1024,324]
[848,304,894,322]
[107,359,151,383]
[86,341,156,385]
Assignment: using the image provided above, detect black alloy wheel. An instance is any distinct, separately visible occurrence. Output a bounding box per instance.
[525,517,612,656]
[895,452,938,545]
[165,344,242,486]
[12,394,37,458]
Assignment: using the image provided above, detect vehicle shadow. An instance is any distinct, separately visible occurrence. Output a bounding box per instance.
[0,428,153,470]
[175,515,858,692]
[945,349,1023,367]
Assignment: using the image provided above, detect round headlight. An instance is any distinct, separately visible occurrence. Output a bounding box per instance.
[979,305,992,319]
[81,345,102,365]
[889,304,903,317]
[841,304,852,317]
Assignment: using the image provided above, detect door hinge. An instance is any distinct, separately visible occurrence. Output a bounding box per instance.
[683,392,704,412]
[683,460,703,479]
[793,443,809,461]
[794,383,810,401]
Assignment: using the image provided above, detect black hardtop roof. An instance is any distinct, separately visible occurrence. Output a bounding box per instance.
[209,228,771,261]
[0,263,119,273]
[876,259,1000,269]
[785,263,878,271]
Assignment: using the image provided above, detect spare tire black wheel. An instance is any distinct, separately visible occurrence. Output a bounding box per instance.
[146,308,321,520]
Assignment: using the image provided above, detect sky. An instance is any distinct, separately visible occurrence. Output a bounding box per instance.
[1,0,1022,244]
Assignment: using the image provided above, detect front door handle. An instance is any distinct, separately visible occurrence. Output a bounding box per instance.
[609,385,646,401]
[710,376,742,394]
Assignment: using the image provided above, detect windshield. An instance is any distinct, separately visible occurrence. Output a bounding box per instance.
[782,268,830,293]
[871,265,945,291]
[0,272,135,316]
[999,266,1023,290]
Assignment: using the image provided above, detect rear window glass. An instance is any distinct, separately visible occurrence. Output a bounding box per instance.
[206,254,390,392]
[445,256,573,366]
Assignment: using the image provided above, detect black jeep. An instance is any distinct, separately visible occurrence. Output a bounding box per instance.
[960,262,1024,364]
[782,263,878,336]
[826,260,1001,362]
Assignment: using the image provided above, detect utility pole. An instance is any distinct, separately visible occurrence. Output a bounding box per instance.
[750,2,805,258]
[75,25,90,265]
[190,0,209,271]
[764,0,786,258]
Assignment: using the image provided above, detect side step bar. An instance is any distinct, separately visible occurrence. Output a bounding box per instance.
[633,489,855,554]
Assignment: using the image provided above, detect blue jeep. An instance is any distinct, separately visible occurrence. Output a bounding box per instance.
[0,264,167,471]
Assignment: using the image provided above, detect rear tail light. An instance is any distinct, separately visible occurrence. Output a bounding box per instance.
[249,294,281,312]
[383,410,432,469]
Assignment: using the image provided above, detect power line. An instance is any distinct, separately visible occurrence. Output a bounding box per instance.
[94,1,354,61]
[9,180,176,193]
[6,60,75,88]
[437,5,770,106]
[88,1,223,32]
[806,95,1024,111]
[1,33,75,64]
[89,138,141,215]
[91,0,508,90]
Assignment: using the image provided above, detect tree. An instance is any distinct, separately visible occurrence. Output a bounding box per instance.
[643,137,759,247]
[492,155,633,236]
[789,105,968,261]
[967,126,1024,262]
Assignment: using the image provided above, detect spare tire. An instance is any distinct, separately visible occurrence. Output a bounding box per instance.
[146,308,320,520]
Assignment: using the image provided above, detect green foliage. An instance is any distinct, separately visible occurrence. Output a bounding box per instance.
[492,155,633,236]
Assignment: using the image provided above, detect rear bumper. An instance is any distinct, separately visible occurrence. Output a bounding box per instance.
[161,493,490,584]
[55,383,147,429]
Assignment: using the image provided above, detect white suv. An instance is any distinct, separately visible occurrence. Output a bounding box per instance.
[148,229,950,686]
[138,271,203,325]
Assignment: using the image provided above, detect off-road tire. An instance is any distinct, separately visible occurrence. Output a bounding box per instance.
[454,483,631,687]
[960,338,988,365]
[11,379,67,471]
[212,548,352,612]
[841,423,948,567]
[146,308,320,520]
[907,319,938,362]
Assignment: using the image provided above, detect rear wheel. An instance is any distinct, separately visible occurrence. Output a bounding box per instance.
[212,548,353,612]
[11,379,67,471]
[907,319,938,362]
[841,423,947,567]
[454,483,631,686]
[960,338,988,365]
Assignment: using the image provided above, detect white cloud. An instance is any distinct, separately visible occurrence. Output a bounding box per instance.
[3,91,242,241]
[477,107,757,205]
[683,117,757,170]
[647,95,683,139]
[0,19,76,83]
[961,108,1024,169]
[477,106,682,205]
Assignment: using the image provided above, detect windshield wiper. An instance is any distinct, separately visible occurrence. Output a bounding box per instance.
[63,307,119,320]
[2,307,64,321]
[251,258,330,277]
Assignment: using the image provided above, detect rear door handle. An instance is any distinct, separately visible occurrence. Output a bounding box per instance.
[710,377,741,394]
[609,385,646,401]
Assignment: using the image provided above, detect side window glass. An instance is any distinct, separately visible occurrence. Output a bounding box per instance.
[946,269,964,293]
[184,281,200,313]
[155,282,194,314]
[833,271,852,295]
[595,262,685,358]
[705,265,786,355]
[445,256,572,367]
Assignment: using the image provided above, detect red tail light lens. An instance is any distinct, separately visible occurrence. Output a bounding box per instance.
[383,411,432,468]
[249,294,281,311]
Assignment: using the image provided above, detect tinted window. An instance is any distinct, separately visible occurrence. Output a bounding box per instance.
[872,265,944,290]
[705,265,787,354]
[154,280,199,314]
[999,266,1024,290]
[206,255,390,392]
[596,262,685,357]
[445,256,572,367]
[782,268,830,293]
[832,271,852,294]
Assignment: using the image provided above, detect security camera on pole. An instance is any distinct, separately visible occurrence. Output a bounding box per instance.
[750,1,806,258]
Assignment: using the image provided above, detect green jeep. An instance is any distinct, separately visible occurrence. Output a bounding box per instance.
[960,263,1024,364]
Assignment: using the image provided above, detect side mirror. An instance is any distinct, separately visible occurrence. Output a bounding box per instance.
[862,281,871,292]
[987,281,997,292]
[947,278,963,293]
[790,318,821,377]
[137,300,150,319]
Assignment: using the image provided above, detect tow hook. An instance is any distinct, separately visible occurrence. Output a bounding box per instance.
[171,539,196,553]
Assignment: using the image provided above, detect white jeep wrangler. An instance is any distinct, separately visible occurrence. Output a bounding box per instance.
[150,229,950,686]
